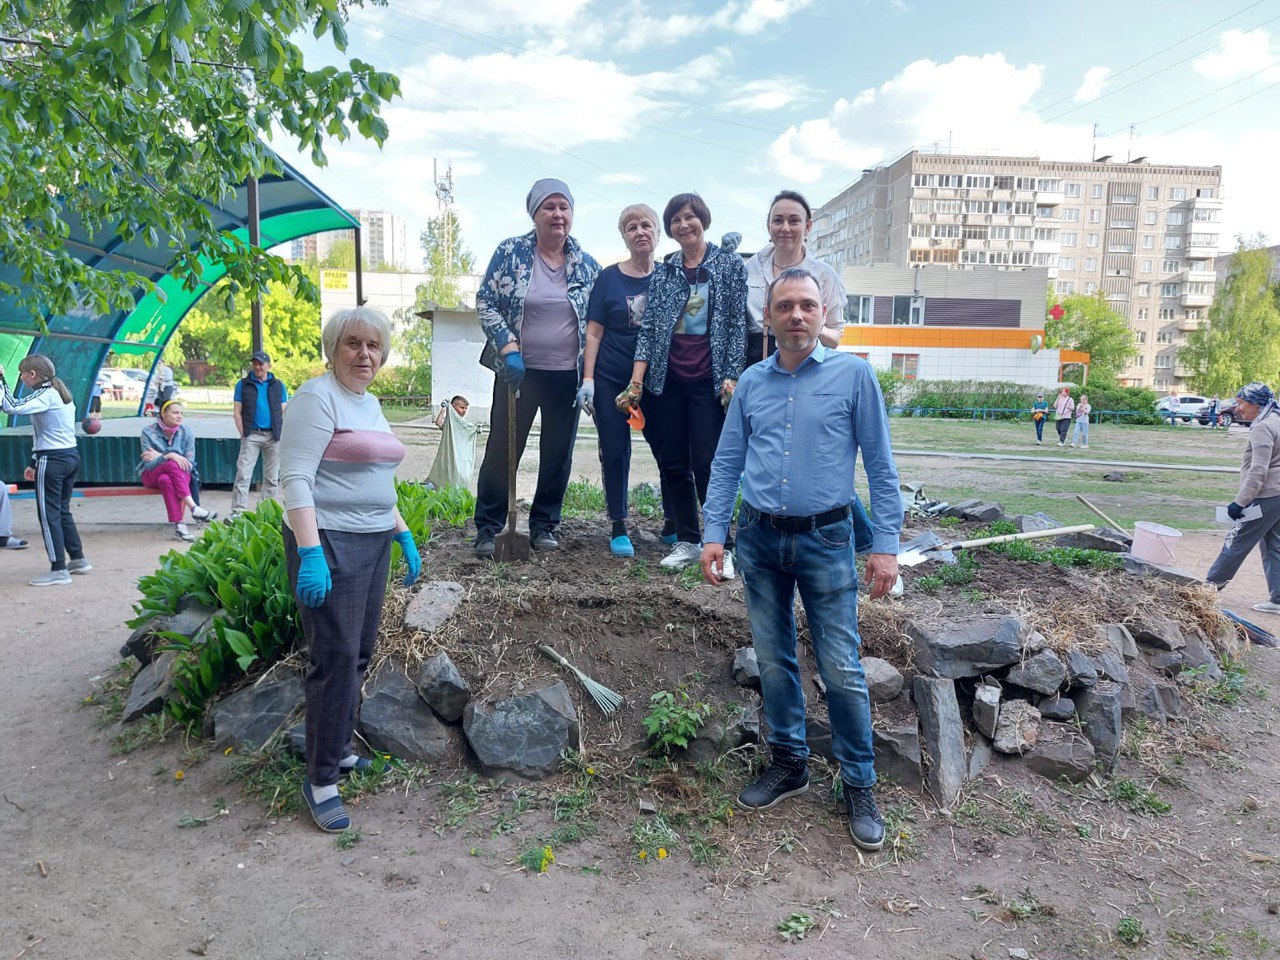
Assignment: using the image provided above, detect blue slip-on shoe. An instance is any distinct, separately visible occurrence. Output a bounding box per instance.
[610,535,635,558]
[660,532,678,546]
[302,780,351,833]
[338,757,374,778]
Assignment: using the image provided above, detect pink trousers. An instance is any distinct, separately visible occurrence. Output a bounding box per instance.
[141,460,191,523]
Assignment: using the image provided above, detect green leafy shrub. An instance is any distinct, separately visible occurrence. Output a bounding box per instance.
[643,690,712,754]
[133,484,474,728]
[887,379,1162,424]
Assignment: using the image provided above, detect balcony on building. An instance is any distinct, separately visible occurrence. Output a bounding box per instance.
[1177,316,1202,332]
[1185,241,1217,260]
[1188,193,1223,214]
[1181,287,1214,308]
[1174,365,1196,379]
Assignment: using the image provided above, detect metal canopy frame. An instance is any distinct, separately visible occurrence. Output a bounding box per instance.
[0,153,359,420]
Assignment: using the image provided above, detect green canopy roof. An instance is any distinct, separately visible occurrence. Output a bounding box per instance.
[0,156,356,419]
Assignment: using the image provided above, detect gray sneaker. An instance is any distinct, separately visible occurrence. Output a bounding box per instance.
[474,532,496,558]
[67,558,93,574]
[30,569,72,587]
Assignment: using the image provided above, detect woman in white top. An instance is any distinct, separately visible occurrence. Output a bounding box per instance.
[0,355,91,586]
[744,190,847,367]
[279,306,421,834]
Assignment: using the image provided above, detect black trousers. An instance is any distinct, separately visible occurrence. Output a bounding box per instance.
[641,377,725,544]
[285,525,393,788]
[474,368,581,537]
[34,448,83,570]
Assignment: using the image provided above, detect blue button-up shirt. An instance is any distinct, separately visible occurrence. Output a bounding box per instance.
[703,345,902,554]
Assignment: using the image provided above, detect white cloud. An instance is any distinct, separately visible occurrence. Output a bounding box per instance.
[612,0,811,51]
[378,0,595,34]
[766,54,1055,183]
[1193,28,1280,81]
[1073,66,1110,103]
[390,49,731,151]
[721,77,813,112]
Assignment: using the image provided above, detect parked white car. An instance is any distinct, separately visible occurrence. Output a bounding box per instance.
[1155,395,1207,423]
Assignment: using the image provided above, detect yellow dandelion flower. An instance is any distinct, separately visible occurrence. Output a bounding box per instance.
[586,767,596,776]
[657,848,668,860]
[223,747,233,755]
[637,850,648,860]
[174,770,185,781]
[543,846,555,863]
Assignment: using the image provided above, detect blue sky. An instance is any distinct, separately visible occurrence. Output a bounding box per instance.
[285,0,1280,268]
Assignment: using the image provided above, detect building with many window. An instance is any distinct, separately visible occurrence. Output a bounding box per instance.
[813,151,1223,389]
[286,209,409,270]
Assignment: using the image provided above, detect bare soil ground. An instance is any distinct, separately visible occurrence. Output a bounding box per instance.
[3,466,1280,960]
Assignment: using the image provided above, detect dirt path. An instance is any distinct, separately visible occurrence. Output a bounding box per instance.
[3,480,1279,959]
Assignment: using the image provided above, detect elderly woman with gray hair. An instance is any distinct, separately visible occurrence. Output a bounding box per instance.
[279,306,421,833]
[473,177,600,557]
[1207,381,1280,614]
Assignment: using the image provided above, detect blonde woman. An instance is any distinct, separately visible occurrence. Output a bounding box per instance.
[0,356,91,585]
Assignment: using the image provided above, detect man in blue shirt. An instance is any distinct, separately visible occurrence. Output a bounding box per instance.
[231,350,289,517]
[701,267,901,852]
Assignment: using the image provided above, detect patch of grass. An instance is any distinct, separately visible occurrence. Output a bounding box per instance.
[1005,889,1055,922]
[628,482,665,518]
[1168,931,1231,955]
[631,813,680,862]
[334,828,362,850]
[342,754,433,803]
[882,802,923,859]
[687,830,727,867]
[229,746,307,816]
[110,713,171,755]
[627,559,652,583]
[1107,778,1172,816]
[1116,916,1147,946]
[562,478,606,518]
[490,787,537,837]
[674,564,705,590]
[516,843,555,874]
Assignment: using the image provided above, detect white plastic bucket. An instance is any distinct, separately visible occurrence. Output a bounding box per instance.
[1131,521,1182,564]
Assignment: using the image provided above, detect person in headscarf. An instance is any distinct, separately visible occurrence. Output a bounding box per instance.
[1206,382,1280,613]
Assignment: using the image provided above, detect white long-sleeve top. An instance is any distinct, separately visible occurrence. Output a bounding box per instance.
[0,377,77,454]
[279,372,405,533]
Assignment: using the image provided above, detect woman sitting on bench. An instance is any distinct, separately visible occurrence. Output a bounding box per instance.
[140,400,216,541]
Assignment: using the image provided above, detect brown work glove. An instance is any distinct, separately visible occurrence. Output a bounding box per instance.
[615,380,643,413]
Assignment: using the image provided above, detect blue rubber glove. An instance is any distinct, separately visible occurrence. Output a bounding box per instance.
[394,530,421,587]
[575,379,595,418]
[1227,501,1245,521]
[499,351,526,387]
[296,545,331,608]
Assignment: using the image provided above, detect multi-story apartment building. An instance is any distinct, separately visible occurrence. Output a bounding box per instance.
[813,151,1223,389]
[286,209,409,270]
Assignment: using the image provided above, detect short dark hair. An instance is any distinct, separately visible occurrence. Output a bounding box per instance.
[451,395,468,405]
[663,192,711,238]
[765,267,821,311]
[769,190,812,221]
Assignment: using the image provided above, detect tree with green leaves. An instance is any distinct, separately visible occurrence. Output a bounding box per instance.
[1180,239,1280,396]
[319,237,357,270]
[1044,290,1136,384]
[0,0,398,323]
[177,265,323,385]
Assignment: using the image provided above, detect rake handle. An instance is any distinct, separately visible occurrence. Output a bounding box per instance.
[537,644,572,669]
[943,523,1096,550]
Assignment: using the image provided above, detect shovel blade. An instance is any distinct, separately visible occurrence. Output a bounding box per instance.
[494,530,530,562]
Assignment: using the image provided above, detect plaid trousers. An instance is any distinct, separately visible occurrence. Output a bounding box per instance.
[285,524,393,787]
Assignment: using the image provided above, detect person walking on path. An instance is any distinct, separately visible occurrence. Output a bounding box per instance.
[700,267,901,852]
[231,350,288,518]
[1206,382,1280,614]
[472,178,601,557]
[1031,392,1048,445]
[280,306,421,833]
[139,400,217,541]
[1053,387,1075,446]
[1208,395,1220,429]
[623,191,747,573]
[1165,389,1181,427]
[0,478,28,550]
[0,356,91,585]
[1070,394,1091,449]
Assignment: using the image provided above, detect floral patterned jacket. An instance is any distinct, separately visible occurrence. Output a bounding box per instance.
[476,230,600,377]
[633,241,747,395]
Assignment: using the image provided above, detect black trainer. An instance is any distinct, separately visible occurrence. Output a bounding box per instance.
[474,533,496,558]
[737,761,809,810]
[844,785,885,852]
[531,528,559,551]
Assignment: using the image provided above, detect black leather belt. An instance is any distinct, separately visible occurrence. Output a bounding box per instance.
[751,503,851,532]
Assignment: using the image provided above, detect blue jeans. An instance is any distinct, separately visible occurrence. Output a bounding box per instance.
[736,503,876,788]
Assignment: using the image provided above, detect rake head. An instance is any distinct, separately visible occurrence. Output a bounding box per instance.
[537,644,625,717]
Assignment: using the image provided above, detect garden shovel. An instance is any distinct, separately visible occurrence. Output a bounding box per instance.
[494,386,530,562]
[897,523,1097,567]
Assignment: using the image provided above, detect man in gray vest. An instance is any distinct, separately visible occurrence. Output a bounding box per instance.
[231,350,289,517]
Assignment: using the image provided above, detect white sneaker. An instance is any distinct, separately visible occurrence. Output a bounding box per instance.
[29,569,72,587]
[660,541,702,570]
[175,523,196,542]
[1252,601,1280,614]
[67,557,93,574]
[889,574,904,598]
[190,505,217,522]
[1082,444,1089,449]
[719,551,737,581]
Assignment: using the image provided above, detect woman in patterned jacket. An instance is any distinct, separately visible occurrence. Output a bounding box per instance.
[620,192,747,572]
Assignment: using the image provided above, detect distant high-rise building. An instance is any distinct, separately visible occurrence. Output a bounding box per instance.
[812,150,1223,389]
[284,209,408,270]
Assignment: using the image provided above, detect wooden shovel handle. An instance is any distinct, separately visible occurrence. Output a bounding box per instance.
[944,523,1096,550]
[1075,495,1129,537]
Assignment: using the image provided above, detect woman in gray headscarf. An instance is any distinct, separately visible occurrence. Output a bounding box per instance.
[1206,382,1280,612]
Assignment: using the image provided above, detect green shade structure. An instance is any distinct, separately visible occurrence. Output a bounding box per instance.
[0,155,357,420]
